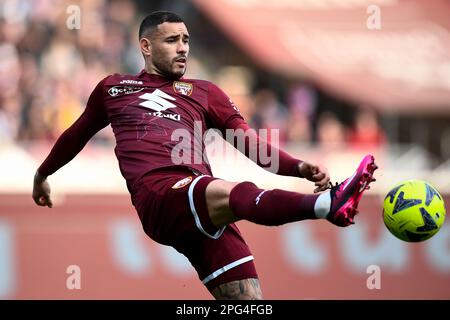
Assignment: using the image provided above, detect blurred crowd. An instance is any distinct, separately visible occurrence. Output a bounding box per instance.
[0,0,141,145]
[214,66,386,151]
[0,0,386,151]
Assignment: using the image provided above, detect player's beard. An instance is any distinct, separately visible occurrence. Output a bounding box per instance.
[153,57,186,80]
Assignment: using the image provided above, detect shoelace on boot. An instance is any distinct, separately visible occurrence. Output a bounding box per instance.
[326,181,341,199]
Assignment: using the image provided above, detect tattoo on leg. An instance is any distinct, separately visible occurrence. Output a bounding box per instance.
[211,278,263,300]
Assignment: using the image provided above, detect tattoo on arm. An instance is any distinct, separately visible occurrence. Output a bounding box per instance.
[211,278,263,300]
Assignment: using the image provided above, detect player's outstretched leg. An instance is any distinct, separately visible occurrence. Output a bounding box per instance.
[205,155,378,228]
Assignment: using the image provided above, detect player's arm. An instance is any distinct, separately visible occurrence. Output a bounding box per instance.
[226,117,330,192]
[32,78,110,207]
[207,83,329,193]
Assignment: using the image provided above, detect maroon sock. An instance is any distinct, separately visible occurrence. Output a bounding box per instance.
[229,181,318,226]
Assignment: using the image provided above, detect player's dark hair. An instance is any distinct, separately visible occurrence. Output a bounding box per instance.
[138,11,184,39]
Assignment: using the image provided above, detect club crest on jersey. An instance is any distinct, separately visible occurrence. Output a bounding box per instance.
[173,81,193,96]
[172,176,193,189]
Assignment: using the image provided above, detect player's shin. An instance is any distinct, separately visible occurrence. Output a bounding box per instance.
[228,181,321,226]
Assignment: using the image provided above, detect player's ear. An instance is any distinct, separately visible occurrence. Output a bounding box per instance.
[140,37,151,56]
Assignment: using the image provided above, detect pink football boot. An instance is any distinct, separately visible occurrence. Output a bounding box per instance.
[327,155,378,227]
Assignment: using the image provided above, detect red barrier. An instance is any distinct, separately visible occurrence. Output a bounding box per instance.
[0,194,448,299]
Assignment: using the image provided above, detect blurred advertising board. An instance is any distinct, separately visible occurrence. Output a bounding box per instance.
[0,194,448,299]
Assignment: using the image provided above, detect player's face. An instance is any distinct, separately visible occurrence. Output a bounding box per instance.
[149,22,189,79]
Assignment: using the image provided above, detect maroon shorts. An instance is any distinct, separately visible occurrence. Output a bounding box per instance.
[133,167,258,291]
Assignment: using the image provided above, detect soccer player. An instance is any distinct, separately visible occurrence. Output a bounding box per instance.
[32,11,377,300]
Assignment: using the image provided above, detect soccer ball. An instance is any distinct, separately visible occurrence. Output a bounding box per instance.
[383,180,446,242]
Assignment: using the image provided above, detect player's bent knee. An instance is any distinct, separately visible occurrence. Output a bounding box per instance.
[211,278,263,300]
[205,179,239,227]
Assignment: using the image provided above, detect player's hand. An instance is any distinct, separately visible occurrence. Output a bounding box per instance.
[32,171,53,208]
[298,161,330,193]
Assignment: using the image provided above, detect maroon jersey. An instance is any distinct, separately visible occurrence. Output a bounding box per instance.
[102,71,246,191]
[39,70,301,197]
